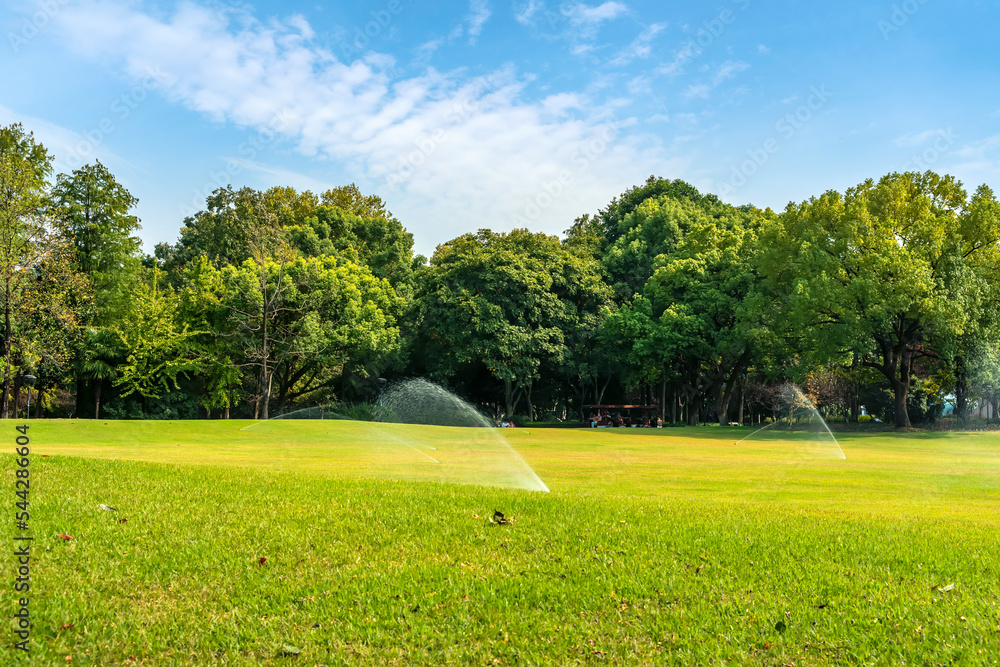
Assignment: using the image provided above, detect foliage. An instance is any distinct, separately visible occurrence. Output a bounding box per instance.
[111,270,202,401]
[760,171,1000,427]
[416,229,610,419]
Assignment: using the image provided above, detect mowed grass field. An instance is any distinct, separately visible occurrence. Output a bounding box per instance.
[2,420,1000,665]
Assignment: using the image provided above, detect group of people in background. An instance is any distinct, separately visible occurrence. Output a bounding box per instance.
[589,411,660,428]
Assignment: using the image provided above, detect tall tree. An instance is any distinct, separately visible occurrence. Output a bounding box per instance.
[416,229,609,419]
[320,183,391,219]
[111,269,201,405]
[760,172,1000,427]
[52,160,143,416]
[0,124,69,417]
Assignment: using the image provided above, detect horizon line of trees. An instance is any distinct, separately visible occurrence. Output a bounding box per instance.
[4,122,1000,428]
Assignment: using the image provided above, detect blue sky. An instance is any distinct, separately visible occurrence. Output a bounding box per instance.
[2,0,999,256]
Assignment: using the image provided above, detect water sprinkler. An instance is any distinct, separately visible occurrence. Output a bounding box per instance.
[376,377,387,406]
[22,374,36,419]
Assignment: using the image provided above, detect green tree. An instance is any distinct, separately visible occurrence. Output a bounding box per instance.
[320,183,392,219]
[0,123,75,417]
[760,172,1000,427]
[210,255,402,417]
[52,160,141,298]
[286,205,414,289]
[416,229,609,420]
[52,160,143,416]
[111,270,202,404]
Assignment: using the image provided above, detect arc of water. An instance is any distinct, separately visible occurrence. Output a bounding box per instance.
[403,441,440,463]
[732,384,846,460]
[733,420,780,446]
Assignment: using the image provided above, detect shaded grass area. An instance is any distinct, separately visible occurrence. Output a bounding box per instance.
[2,420,1000,664]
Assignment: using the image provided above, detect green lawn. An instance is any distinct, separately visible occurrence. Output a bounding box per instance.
[3,420,999,664]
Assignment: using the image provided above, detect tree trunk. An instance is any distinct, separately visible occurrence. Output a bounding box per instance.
[892,380,911,427]
[1,281,11,419]
[714,382,728,426]
[660,374,667,426]
[503,378,517,418]
[892,347,913,428]
[955,356,969,423]
[261,366,273,421]
[12,376,20,420]
[94,380,102,420]
[737,382,744,425]
[594,372,611,405]
[75,375,86,418]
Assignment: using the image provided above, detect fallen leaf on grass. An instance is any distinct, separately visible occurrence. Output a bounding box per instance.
[258,557,267,567]
[98,504,117,512]
[118,518,128,524]
[940,583,955,592]
[58,534,74,541]
[278,644,302,656]
[59,623,74,631]
[490,509,515,525]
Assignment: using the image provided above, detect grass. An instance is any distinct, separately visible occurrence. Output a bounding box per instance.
[2,419,1000,664]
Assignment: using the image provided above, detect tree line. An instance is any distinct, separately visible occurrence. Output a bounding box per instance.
[4,123,1000,427]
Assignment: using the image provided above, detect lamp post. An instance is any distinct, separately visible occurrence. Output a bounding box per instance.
[376,377,387,406]
[22,375,36,419]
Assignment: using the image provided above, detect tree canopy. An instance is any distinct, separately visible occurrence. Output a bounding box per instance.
[3,125,1000,428]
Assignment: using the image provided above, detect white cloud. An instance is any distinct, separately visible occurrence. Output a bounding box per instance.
[50,0,669,249]
[609,21,666,66]
[657,42,698,77]
[467,0,492,43]
[566,1,628,26]
[895,128,956,148]
[713,60,750,85]
[0,103,133,175]
[757,44,770,55]
[683,84,710,100]
[953,133,1000,159]
[679,61,749,101]
[626,75,651,95]
[514,0,542,25]
[562,1,628,40]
